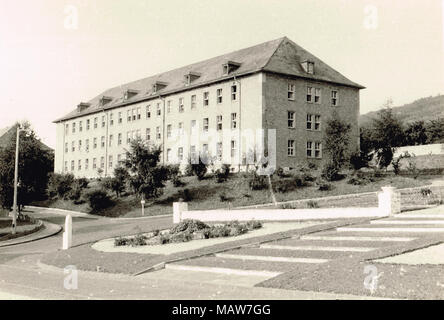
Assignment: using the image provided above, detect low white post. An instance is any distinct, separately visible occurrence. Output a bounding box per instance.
[378,186,401,216]
[173,202,188,223]
[62,214,72,250]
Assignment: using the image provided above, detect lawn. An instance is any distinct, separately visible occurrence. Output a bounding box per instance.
[33,170,438,218]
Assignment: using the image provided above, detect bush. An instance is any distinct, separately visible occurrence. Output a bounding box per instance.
[248,171,268,190]
[407,160,419,179]
[129,234,147,246]
[84,189,113,213]
[179,188,193,202]
[186,155,208,180]
[47,173,75,199]
[307,200,319,208]
[214,164,230,183]
[219,192,229,202]
[316,179,332,191]
[349,151,370,170]
[321,161,341,182]
[421,188,432,197]
[170,219,209,234]
[246,220,262,230]
[114,236,128,246]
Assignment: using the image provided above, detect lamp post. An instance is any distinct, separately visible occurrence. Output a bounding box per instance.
[141,197,146,216]
[11,125,23,235]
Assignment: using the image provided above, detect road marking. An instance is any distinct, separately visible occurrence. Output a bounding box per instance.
[165,264,281,277]
[337,227,444,233]
[215,253,328,264]
[395,214,444,219]
[371,220,444,225]
[300,235,415,242]
[260,244,375,252]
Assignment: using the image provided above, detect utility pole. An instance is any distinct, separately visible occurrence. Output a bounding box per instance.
[11,125,21,235]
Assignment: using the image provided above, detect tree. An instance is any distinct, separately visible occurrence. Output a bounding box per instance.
[186,153,208,180]
[370,100,405,168]
[122,138,169,199]
[404,121,427,146]
[324,111,352,175]
[350,127,374,169]
[426,118,444,144]
[0,123,54,210]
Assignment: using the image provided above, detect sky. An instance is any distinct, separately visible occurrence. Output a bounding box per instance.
[0,0,443,148]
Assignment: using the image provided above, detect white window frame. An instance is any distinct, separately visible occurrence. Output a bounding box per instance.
[217,89,223,104]
[288,140,295,156]
[331,90,338,106]
[288,111,295,128]
[307,87,313,103]
[288,83,295,100]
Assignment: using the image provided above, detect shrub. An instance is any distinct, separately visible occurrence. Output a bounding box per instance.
[308,162,318,170]
[407,160,419,179]
[84,189,113,213]
[170,219,209,234]
[114,236,129,246]
[219,192,229,202]
[179,188,193,202]
[349,151,370,170]
[321,161,340,182]
[76,178,89,189]
[47,173,75,199]
[186,155,208,180]
[293,174,308,187]
[316,179,332,191]
[129,234,147,247]
[420,188,432,197]
[214,164,230,183]
[307,200,319,208]
[246,220,262,230]
[248,171,268,190]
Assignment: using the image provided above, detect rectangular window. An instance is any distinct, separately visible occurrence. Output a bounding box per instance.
[156,126,161,140]
[203,92,209,106]
[118,133,122,145]
[167,124,172,139]
[331,90,338,106]
[78,159,82,171]
[146,128,151,141]
[109,155,113,168]
[307,141,313,158]
[64,161,68,172]
[231,140,236,158]
[101,136,105,148]
[78,140,82,151]
[100,157,105,169]
[118,112,122,124]
[94,117,98,129]
[167,149,172,162]
[85,159,89,170]
[202,144,208,155]
[71,141,75,152]
[178,147,184,161]
[191,95,196,109]
[126,132,130,144]
[190,145,196,162]
[65,124,69,135]
[102,115,106,128]
[178,122,184,136]
[71,160,75,171]
[132,108,136,121]
[72,122,76,134]
[231,113,237,129]
[167,100,171,113]
[314,115,321,131]
[137,107,141,120]
[306,114,313,130]
[136,129,141,139]
[288,83,295,100]
[216,115,222,131]
[127,110,131,122]
[216,142,223,160]
[93,158,97,169]
[65,142,68,153]
[190,120,197,135]
[109,134,113,147]
[307,87,313,103]
[288,140,295,156]
[179,98,184,113]
[93,137,97,149]
[109,113,114,126]
[217,89,223,104]
[86,119,90,130]
[157,103,161,116]
[146,105,151,119]
[203,118,209,132]
[288,111,295,128]
[315,88,321,104]
[231,85,237,100]
[79,121,83,132]
[315,142,322,158]
[86,139,89,152]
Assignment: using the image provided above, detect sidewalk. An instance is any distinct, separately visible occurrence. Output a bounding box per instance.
[0,221,61,248]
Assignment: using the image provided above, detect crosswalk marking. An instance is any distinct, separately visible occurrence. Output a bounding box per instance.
[260,244,375,252]
[215,253,328,264]
[165,263,282,277]
[394,214,444,219]
[370,220,444,225]
[337,227,444,233]
[300,235,415,242]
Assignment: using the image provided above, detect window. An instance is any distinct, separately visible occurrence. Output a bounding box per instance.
[331,90,338,106]
[217,89,222,104]
[109,113,114,126]
[190,120,197,135]
[288,83,295,100]
[288,111,295,128]
[146,105,151,119]
[202,144,209,155]
[94,117,98,129]
[315,88,321,104]
[118,133,122,145]
[65,124,69,135]
[191,95,196,109]
[231,140,236,158]
[190,145,196,162]
[167,149,172,162]
[146,128,151,141]
[85,139,89,152]
[315,142,322,158]
[156,126,161,140]
[71,141,75,152]
[127,110,131,122]
[306,114,313,130]
[118,112,122,124]
[167,124,172,139]
[109,155,113,168]
[79,121,83,132]
[178,122,184,136]
[86,119,90,130]
[216,142,223,160]
[216,115,222,131]
[136,129,141,139]
[307,141,313,158]
[65,142,68,153]
[64,161,68,172]
[167,100,171,113]
[307,62,314,74]
[177,147,184,161]
[231,85,237,100]
[78,159,82,170]
[179,98,184,113]
[314,115,321,131]
[137,107,141,120]
[203,92,209,106]
[132,108,136,121]
[126,132,130,144]
[85,159,89,170]
[231,113,237,129]
[93,158,97,169]
[93,137,97,149]
[203,118,209,132]
[306,87,313,103]
[288,140,295,156]
[156,103,161,116]
[100,157,105,169]
[102,115,106,128]
[78,140,82,151]
[71,160,75,171]
[101,136,105,148]
[109,134,113,147]
[72,122,76,134]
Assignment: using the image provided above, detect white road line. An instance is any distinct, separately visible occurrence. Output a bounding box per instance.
[165,264,281,277]
[300,235,415,242]
[260,244,375,252]
[371,220,444,225]
[215,253,328,264]
[337,227,444,233]
[395,214,444,219]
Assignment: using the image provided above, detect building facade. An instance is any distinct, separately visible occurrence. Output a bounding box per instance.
[54,37,364,178]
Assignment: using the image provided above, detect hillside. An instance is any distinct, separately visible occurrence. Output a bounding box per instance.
[360,94,444,126]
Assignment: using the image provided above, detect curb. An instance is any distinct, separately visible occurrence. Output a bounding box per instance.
[110,214,172,221]
[26,205,97,219]
[0,221,62,248]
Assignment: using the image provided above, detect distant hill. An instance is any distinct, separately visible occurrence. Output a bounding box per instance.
[360,94,444,126]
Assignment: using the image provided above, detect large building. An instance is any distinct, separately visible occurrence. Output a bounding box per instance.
[54,37,364,178]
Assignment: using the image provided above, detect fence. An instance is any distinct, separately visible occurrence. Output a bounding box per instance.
[173,186,401,223]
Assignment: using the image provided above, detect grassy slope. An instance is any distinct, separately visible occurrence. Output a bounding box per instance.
[39,172,435,218]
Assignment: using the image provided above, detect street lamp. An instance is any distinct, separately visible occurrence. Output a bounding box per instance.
[11,124,24,235]
[141,197,146,216]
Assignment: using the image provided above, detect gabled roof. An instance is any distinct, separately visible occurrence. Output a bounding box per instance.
[55,37,364,123]
[0,124,53,152]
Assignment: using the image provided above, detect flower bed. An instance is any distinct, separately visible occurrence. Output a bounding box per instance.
[114,219,262,247]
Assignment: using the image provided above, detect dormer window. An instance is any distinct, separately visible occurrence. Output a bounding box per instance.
[222,61,241,75]
[184,72,201,85]
[301,60,315,74]
[77,102,91,113]
[100,96,113,106]
[124,89,139,100]
[152,81,168,94]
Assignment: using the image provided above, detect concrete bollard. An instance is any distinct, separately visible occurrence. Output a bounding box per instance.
[173,202,188,224]
[62,214,72,250]
[378,186,401,216]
